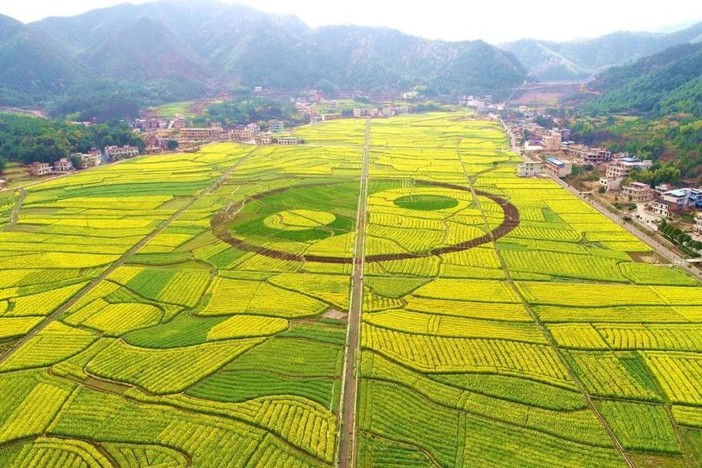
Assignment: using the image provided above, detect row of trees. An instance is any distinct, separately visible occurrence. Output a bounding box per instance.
[659,219,702,257]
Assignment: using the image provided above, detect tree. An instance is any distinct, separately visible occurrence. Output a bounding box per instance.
[166,140,179,150]
[0,156,5,174]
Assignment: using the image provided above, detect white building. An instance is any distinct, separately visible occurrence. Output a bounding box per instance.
[544,156,572,178]
[517,161,543,177]
[105,145,139,161]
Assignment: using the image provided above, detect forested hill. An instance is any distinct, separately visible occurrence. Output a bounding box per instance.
[586,43,702,118]
[502,22,702,81]
[0,0,526,113]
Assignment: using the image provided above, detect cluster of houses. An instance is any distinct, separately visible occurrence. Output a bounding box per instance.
[29,145,140,177]
[177,120,300,146]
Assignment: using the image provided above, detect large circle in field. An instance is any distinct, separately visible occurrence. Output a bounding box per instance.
[394,194,459,211]
[212,180,520,264]
[264,210,336,231]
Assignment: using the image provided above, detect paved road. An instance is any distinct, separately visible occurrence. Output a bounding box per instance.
[551,176,702,282]
[337,119,371,468]
[501,120,701,282]
[0,147,259,364]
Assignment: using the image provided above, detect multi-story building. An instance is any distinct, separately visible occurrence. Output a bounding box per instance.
[649,200,675,217]
[622,182,656,203]
[542,130,562,152]
[229,127,254,141]
[544,156,572,178]
[30,162,53,176]
[276,136,299,145]
[53,158,74,172]
[72,150,102,169]
[582,147,612,165]
[105,145,140,161]
[599,177,622,192]
[662,189,693,212]
[269,120,285,133]
[179,127,223,141]
[516,161,543,177]
[257,133,272,145]
[606,157,653,179]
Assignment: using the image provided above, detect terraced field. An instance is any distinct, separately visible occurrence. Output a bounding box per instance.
[0,114,700,467]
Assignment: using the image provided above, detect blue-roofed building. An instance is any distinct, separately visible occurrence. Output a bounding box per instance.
[544,156,572,178]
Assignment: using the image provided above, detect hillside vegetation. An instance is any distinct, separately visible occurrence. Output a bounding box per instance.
[0,2,526,115]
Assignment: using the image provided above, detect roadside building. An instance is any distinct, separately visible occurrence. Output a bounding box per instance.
[53,158,74,172]
[30,162,53,176]
[663,189,693,212]
[599,177,621,192]
[622,182,656,203]
[542,130,562,152]
[516,161,543,177]
[229,127,254,141]
[544,156,572,178]
[649,199,676,218]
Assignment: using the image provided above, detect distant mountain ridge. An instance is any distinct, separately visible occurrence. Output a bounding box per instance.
[502,22,702,81]
[0,0,527,110]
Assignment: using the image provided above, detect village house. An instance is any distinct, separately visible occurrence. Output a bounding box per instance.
[622,182,656,203]
[180,127,224,141]
[516,160,543,178]
[229,127,254,141]
[269,120,285,133]
[606,157,653,179]
[542,130,562,152]
[581,148,612,165]
[30,162,53,176]
[544,156,572,178]
[71,149,102,169]
[256,133,272,145]
[53,158,74,172]
[276,136,299,145]
[599,177,622,192]
[649,199,675,218]
[105,145,139,161]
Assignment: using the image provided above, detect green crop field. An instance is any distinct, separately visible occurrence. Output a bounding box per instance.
[0,114,700,467]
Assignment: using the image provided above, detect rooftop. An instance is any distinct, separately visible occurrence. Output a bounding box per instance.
[546,156,565,167]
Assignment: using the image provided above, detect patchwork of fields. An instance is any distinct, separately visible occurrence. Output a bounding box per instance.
[0,114,701,467]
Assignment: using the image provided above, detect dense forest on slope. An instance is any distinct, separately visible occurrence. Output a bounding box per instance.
[0,113,143,166]
[0,0,526,117]
[586,43,702,118]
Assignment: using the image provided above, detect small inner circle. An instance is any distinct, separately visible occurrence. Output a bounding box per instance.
[394,194,460,211]
[263,209,337,231]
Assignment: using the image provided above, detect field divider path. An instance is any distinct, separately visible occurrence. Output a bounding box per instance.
[337,118,371,468]
[456,145,635,468]
[0,146,260,365]
[2,187,26,231]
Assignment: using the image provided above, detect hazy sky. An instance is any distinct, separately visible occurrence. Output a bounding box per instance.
[2,0,700,43]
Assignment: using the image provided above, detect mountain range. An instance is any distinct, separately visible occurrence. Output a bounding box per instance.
[0,1,527,109]
[502,23,702,81]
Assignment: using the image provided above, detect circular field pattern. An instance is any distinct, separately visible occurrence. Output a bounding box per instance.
[394,194,460,211]
[212,180,520,264]
[264,210,337,231]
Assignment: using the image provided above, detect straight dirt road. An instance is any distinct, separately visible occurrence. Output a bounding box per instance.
[337,118,371,468]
